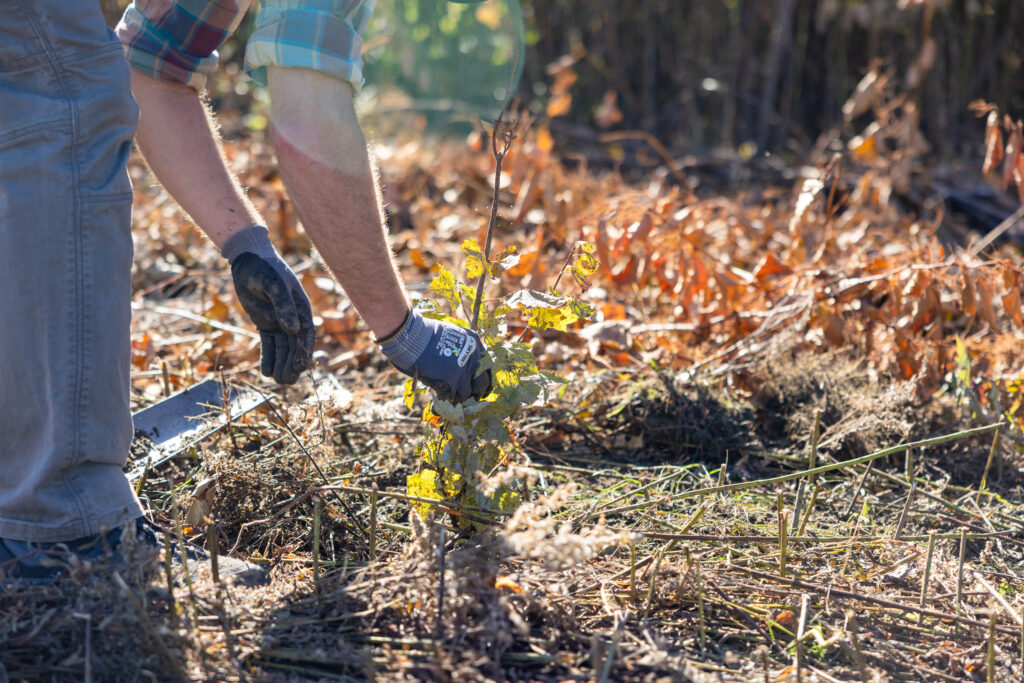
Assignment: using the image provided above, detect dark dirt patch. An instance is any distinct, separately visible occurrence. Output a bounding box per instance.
[748,352,916,458]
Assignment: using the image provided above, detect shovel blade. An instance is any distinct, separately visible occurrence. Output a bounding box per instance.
[129,379,265,479]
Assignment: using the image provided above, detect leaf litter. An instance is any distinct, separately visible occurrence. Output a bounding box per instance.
[2,71,1024,682]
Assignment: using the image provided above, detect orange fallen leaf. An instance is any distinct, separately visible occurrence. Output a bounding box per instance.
[494,576,524,594]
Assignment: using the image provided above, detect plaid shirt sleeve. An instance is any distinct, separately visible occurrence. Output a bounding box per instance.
[115,0,251,91]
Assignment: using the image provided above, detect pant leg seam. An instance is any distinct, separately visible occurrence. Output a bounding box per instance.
[14,0,92,532]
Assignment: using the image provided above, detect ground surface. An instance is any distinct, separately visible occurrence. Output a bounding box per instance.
[2,83,1024,682]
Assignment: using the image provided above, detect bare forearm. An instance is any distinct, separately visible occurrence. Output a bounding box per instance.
[131,71,260,248]
[267,67,408,338]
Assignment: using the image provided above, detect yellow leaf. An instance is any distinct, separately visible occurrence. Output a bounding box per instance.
[403,378,416,411]
[407,470,441,518]
[205,294,230,322]
[461,238,487,278]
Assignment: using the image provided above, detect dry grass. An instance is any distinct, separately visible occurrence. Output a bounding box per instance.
[3,79,1024,681]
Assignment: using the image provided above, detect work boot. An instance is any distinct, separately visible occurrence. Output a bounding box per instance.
[0,517,267,589]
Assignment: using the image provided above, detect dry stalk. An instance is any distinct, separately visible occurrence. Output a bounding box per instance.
[846,610,870,683]
[369,485,379,561]
[163,529,177,615]
[658,424,1000,505]
[629,543,638,603]
[973,569,1024,627]
[434,525,447,643]
[894,480,917,539]
[112,572,184,682]
[796,593,809,683]
[643,542,671,619]
[207,518,220,584]
[737,565,1019,635]
[957,528,967,636]
[220,372,238,456]
[777,493,788,576]
[792,410,822,533]
[918,531,936,624]
[597,615,627,683]
[695,561,707,651]
[797,482,821,537]
[312,497,321,593]
[987,610,997,683]
[161,359,171,397]
[977,429,1001,504]
[843,460,873,518]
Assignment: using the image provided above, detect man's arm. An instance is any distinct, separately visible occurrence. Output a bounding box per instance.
[265,66,409,339]
[131,71,314,384]
[130,71,259,247]
[266,66,489,401]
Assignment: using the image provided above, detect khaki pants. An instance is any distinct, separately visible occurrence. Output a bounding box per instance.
[0,0,143,541]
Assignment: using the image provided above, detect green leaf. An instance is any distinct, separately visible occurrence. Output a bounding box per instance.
[461,238,488,279]
[432,398,465,423]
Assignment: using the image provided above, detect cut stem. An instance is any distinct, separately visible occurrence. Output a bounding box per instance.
[207,519,220,584]
[777,493,789,576]
[369,485,379,562]
[957,527,967,636]
[919,531,936,624]
[977,429,1000,504]
[893,481,917,539]
[312,497,321,593]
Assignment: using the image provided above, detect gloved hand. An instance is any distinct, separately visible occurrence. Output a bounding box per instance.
[221,225,315,385]
[378,308,491,403]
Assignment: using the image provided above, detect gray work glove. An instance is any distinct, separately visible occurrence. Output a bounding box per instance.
[222,225,315,385]
[378,308,491,403]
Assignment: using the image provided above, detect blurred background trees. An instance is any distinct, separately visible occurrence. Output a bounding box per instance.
[518,0,1024,158]
[100,0,1024,160]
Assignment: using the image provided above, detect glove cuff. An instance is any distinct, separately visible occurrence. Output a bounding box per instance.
[221,224,278,263]
[378,308,431,369]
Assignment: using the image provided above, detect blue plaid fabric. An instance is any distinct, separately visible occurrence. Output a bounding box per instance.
[116,0,374,91]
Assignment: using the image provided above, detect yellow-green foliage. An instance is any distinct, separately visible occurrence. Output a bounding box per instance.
[406,241,597,524]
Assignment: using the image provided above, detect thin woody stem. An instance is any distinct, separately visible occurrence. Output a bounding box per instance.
[472,109,510,330]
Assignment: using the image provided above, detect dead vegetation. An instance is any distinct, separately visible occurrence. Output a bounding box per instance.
[4,55,1024,683]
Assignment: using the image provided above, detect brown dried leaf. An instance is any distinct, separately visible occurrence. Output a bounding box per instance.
[960,269,978,318]
[594,90,623,129]
[976,274,999,330]
[824,312,845,347]
[843,69,884,121]
[1002,120,1022,190]
[1002,287,1023,328]
[982,111,1003,175]
[546,92,572,119]
[754,252,793,282]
